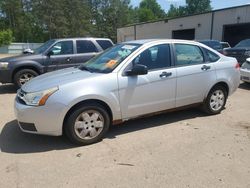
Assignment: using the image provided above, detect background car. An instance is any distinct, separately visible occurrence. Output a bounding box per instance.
[224,39,250,66]
[14,39,240,145]
[198,40,224,54]
[240,57,250,83]
[0,38,114,87]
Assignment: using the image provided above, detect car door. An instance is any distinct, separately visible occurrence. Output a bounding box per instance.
[74,40,99,65]
[118,43,177,119]
[45,40,75,71]
[174,43,217,107]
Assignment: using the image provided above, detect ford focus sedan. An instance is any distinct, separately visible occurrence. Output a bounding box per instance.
[15,39,240,145]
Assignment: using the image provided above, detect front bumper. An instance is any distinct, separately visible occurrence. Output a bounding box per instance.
[0,69,12,83]
[240,68,250,83]
[14,97,67,136]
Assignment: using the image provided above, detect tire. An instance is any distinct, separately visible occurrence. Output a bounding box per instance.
[64,103,110,145]
[202,85,228,115]
[13,69,38,88]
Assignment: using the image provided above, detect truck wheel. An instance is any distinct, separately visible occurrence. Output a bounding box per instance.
[64,103,110,145]
[202,85,228,115]
[14,69,38,88]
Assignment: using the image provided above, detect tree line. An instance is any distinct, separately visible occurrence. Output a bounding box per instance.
[0,0,211,45]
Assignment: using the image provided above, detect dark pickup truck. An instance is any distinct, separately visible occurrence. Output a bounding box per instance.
[224,39,250,66]
[0,38,113,87]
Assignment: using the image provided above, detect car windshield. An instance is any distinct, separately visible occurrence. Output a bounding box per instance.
[235,39,250,48]
[34,39,56,54]
[79,43,141,73]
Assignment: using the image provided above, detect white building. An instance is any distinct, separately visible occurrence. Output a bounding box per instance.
[117,4,250,46]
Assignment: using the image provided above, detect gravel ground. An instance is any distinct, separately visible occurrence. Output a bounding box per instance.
[0,83,250,188]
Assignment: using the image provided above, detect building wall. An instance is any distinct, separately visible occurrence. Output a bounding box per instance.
[212,6,250,40]
[117,5,250,43]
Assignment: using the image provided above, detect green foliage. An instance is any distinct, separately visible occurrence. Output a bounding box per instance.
[139,0,165,20]
[186,0,212,14]
[167,0,212,18]
[1,0,212,42]
[0,29,13,46]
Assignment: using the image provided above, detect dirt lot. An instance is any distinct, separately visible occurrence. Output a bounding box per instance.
[0,83,250,188]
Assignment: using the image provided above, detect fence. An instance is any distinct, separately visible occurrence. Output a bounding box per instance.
[0,43,43,54]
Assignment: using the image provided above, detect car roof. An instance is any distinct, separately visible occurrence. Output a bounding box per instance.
[123,39,202,46]
[54,37,112,41]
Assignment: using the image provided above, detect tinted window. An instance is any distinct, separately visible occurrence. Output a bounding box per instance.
[203,48,220,62]
[96,40,113,50]
[133,44,171,70]
[76,40,98,53]
[221,42,230,49]
[49,41,73,55]
[175,44,204,66]
[235,39,250,48]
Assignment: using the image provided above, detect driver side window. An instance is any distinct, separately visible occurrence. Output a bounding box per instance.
[49,41,73,55]
[133,44,171,70]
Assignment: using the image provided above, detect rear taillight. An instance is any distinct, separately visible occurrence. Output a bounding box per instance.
[235,63,240,70]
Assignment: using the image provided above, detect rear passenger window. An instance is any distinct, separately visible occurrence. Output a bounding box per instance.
[76,40,98,53]
[96,40,113,50]
[175,44,204,66]
[203,48,220,62]
[133,44,171,70]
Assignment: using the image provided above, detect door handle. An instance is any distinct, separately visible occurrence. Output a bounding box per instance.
[201,65,211,71]
[160,72,172,78]
[66,57,71,62]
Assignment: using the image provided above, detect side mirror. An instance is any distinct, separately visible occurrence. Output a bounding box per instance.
[125,64,148,76]
[47,51,54,57]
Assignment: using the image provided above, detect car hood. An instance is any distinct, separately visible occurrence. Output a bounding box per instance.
[21,67,101,92]
[0,54,42,62]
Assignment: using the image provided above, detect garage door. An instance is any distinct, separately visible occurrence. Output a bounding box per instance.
[172,29,195,40]
[223,23,250,47]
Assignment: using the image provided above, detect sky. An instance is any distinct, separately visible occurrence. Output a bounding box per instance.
[130,0,250,12]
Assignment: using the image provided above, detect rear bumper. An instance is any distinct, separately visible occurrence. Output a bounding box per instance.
[240,68,250,83]
[0,69,12,83]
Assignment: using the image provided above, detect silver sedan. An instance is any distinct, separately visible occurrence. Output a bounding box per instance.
[14,39,240,145]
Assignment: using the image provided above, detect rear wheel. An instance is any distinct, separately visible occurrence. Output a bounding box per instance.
[64,103,110,145]
[202,85,228,115]
[14,69,38,88]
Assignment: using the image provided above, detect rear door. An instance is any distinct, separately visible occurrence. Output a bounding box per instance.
[74,40,99,65]
[174,43,217,107]
[45,40,75,71]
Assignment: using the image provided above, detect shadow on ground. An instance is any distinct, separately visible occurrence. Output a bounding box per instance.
[0,108,205,154]
[239,82,250,90]
[0,84,17,94]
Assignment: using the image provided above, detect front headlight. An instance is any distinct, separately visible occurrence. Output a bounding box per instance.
[245,51,250,56]
[22,87,58,106]
[0,62,9,69]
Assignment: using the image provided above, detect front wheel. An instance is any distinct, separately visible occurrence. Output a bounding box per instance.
[13,69,38,88]
[202,86,228,115]
[64,103,110,145]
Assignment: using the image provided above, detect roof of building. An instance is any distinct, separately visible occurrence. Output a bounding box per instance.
[118,4,250,29]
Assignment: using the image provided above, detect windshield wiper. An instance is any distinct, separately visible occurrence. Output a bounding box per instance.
[79,65,93,73]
